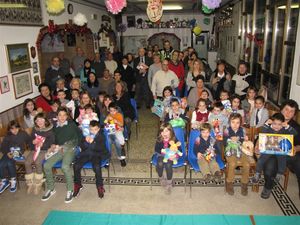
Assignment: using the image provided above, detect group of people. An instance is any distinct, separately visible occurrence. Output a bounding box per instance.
[0,42,300,205]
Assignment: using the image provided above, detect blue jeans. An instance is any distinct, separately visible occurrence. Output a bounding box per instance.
[0,155,16,179]
[108,134,122,158]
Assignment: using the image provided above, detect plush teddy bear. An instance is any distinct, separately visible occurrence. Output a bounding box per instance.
[241,140,254,156]
[161,140,183,164]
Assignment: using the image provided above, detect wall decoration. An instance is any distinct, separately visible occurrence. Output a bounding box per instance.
[122,36,148,55]
[30,46,37,59]
[0,76,10,94]
[0,0,43,26]
[6,43,31,73]
[102,15,111,23]
[67,33,76,46]
[32,62,39,74]
[202,0,221,10]
[34,75,41,86]
[148,32,181,50]
[147,0,163,23]
[46,0,65,14]
[73,13,88,26]
[193,26,202,36]
[127,16,135,27]
[67,3,73,14]
[105,0,127,15]
[12,70,33,99]
[41,33,65,53]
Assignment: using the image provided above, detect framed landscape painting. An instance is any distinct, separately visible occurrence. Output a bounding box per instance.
[6,43,31,73]
[12,70,33,99]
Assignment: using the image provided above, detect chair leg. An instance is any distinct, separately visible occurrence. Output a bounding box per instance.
[184,165,187,193]
[126,141,130,160]
[111,159,116,175]
[150,162,153,190]
[284,170,289,192]
[189,168,192,198]
[107,164,110,192]
[136,122,138,139]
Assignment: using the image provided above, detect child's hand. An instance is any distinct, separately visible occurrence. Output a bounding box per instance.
[85,136,94,143]
[32,139,38,145]
[282,121,289,128]
[231,136,238,142]
[244,136,249,141]
[7,152,13,159]
[265,119,272,125]
[197,152,204,160]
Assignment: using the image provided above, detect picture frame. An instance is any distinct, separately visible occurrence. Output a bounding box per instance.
[32,62,39,74]
[12,70,33,99]
[6,43,31,73]
[0,76,10,94]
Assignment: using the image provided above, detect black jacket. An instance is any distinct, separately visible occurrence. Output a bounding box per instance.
[118,65,136,92]
[133,56,153,82]
[79,130,110,159]
[113,92,135,120]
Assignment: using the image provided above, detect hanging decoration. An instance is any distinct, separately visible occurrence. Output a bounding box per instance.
[47,20,58,34]
[246,33,264,47]
[117,23,127,32]
[202,5,214,14]
[193,26,202,36]
[73,13,88,26]
[202,0,221,10]
[189,18,196,27]
[46,0,65,14]
[146,0,163,23]
[105,0,127,14]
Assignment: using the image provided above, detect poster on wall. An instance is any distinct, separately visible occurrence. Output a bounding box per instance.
[41,33,65,53]
[6,43,31,73]
[12,70,33,99]
[122,36,148,55]
[0,76,10,94]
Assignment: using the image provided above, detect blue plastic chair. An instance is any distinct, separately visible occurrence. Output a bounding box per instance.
[187,129,225,196]
[150,127,187,191]
[130,98,139,139]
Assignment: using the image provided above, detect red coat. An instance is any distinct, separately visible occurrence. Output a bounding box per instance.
[168,61,185,91]
[35,95,56,113]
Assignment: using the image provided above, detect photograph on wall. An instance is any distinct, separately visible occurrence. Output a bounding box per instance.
[6,43,31,73]
[41,33,65,53]
[122,36,148,55]
[32,62,39,74]
[259,133,294,156]
[12,70,33,99]
[67,33,76,47]
[0,76,10,94]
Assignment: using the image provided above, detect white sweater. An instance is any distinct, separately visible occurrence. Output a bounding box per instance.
[151,70,179,97]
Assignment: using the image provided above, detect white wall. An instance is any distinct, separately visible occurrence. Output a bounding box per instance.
[289,9,300,102]
[0,0,114,113]
[121,13,214,53]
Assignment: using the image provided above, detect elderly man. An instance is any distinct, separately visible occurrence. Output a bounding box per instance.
[45,56,65,91]
[92,52,106,79]
[104,52,118,76]
[133,47,153,108]
[151,59,179,99]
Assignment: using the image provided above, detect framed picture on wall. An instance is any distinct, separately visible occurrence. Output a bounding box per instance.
[6,43,31,73]
[32,62,39,74]
[12,70,33,99]
[0,76,10,94]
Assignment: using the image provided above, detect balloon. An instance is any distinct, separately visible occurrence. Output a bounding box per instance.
[202,5,214,14]
[193,26,202,36]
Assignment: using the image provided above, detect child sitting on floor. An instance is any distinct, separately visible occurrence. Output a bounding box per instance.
[252,113,296,190]
[73,120,110,199]
[191,98,209,129]
[193,123,222,182]
[105,102,126,167]
[0,121,31,194]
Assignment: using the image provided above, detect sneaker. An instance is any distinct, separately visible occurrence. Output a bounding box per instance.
[261,187,272,199]
[251,173,260,184]
[41,189,56,201]
[120,159,127,167]
[65,191,73,203]
[213,171,222,183]
[275,174,283,183]
[10,178,17,193]
[97,186,105,198]
[0,179,10,194]
[73,184,83,198]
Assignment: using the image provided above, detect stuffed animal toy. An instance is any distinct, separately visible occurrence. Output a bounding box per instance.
[212,119,223,141]
[204,145,216,162]
[104,118,119,134]
[33,134,45,161]
[225,139,242,158]
[76,108,85,125]
[161,141,182,165]
[241,140,254,156]
[221,100,232,114]
[169,117,186,128]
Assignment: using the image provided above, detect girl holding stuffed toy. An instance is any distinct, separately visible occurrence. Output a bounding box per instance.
[154,123,182,194]
[25,113,54,195]
[223,113,250,196]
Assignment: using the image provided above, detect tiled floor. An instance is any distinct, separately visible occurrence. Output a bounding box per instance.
[0,108,299,225]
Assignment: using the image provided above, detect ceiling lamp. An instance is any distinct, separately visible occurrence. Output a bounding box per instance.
[162,5,183,10]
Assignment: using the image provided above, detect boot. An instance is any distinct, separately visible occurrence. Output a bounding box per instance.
[25,173,34,194]
[159,176,166,187]
[225,182,234,195]
[121,145,126,157]
[165,180,173,195]
[34,173,45,195]
[241,183,248,196]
